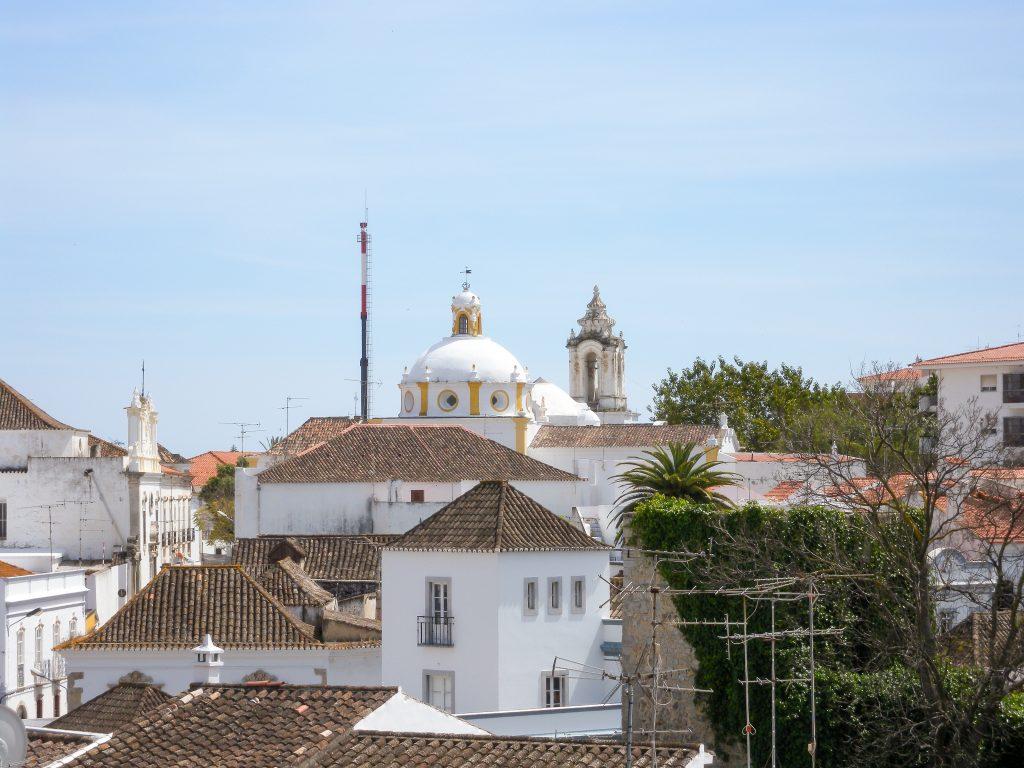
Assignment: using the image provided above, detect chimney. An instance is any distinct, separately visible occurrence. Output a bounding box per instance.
[192,634,224,685]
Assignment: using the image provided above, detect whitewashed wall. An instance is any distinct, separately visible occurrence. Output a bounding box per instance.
[64,645,382,704]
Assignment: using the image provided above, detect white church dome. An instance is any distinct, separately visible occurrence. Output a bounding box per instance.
[407,335,525,384]
[528,377,601,426]
[451,289,481,311]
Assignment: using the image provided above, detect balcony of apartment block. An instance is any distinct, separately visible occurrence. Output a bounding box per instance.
[417,615,454,647]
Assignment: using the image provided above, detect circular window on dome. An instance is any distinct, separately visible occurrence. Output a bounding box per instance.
[437,390,459,412]
[403,390,414,413]
[490,390,509,412]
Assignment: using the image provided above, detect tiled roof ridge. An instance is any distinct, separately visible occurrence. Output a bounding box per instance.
[915,339,1024,366]
[218,564,321,642]
[494,480,508,550]
[352,728,699,747]
[0,376,77,431]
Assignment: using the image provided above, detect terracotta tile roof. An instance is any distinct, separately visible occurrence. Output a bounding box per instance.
[49,682,173,734]
[322,610,382,632]
[914,340,1024,367]
[233,535,397,582]
[948,490,1024,543]
[258,558,337,607]
[61,684,397,768]
[188,450,259,489]
[724,451,859,463]
[87,435,128,458]
[160,464,188,477]
[25,730,103,767]
[0,559,34,577]
[388,481,607,552]
[269,417,358,457]
[158,443,187,464]
[857,367,925,383]
[319,732,703,767]
[0,377,75,431]
[764,479,805,502]
[531,423,716,448]
[258,424,578,484]
[56,565,322,651]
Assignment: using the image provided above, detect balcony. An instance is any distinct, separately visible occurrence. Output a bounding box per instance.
[417,615,454,646]
[32,658,51,680]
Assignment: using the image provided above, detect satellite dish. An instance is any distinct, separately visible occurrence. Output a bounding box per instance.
[0,705,27,767]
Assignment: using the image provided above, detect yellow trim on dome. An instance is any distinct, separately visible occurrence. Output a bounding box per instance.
[515,382,524,413]
[468,381,481,415]
[416,382,429,416]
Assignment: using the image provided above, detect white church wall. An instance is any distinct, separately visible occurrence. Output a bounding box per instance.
[245,480,376,536]
[507,481,588,522]
[85,563,131,626]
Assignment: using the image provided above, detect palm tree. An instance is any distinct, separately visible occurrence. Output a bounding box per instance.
[611,442,739,531]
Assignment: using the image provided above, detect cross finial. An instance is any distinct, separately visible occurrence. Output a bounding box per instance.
[141,360,146,398]
[460,267,472,291]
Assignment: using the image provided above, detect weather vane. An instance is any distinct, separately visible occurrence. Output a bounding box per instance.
[460,266,472,291]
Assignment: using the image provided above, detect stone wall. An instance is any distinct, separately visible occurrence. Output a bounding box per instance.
[619,548,730,762]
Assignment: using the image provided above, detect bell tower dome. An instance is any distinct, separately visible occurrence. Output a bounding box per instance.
[567,286,630,421]
[451,283,483,337]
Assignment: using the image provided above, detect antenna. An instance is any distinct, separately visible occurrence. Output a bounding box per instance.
[278,397,309,437]
[141,360,146,398]
[357,217,373,421]
[219,422,263,454]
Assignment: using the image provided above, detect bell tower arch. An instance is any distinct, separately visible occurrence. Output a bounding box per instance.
[567,286,630,421]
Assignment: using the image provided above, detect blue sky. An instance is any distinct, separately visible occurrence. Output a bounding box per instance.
[2,1,1022,455]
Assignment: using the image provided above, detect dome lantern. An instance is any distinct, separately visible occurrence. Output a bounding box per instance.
[451,285,483,337]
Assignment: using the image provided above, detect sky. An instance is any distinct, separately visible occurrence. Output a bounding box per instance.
[2,1,1023,456]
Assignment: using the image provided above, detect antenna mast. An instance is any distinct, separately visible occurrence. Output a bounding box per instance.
[358,215,373,421]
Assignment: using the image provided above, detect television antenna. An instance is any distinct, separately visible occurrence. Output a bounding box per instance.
[219,422,263,453]
[278,396,309,437]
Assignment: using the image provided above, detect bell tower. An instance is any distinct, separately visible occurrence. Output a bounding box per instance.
[567,286,630,421]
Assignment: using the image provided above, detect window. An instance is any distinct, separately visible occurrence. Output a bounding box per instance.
[428,580,450,618]
[53,619,61,649]
[523,578,538,615]
[571,576,586,613]
[1004,417,1024,447]
[424,671,454,712]
[490,390,509,412]
[16,627,25,688]
[0,500,6,540]
[34,624,43,667]
[1005,374,1024,404]
[403,390,414,413]
[16,704,27,720]
[69,616,78,638]
[437,390,459,412]
[548,577,562,614]
[544,674,565,708]
[36,695,43,719]
[980,374,997,392]
[53,689,61,717]
[457,314,469,335]
[410,489,425,503]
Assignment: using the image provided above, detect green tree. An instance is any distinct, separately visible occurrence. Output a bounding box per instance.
[613,442,738,510]
[651,356,845,451]
[194,456,248,543]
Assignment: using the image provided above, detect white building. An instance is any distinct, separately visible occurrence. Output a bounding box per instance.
[913,340,1024,456]
[235,423,585,538]
[381,481,618,731]
[0,379,198,613]
[56,563,381,706]
[0,557,87,720]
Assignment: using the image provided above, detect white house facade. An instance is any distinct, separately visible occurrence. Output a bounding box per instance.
[381,481,617,729]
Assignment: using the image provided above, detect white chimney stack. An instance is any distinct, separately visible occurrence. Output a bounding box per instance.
[192,634,224,685]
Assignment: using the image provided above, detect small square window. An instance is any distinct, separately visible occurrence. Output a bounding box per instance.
[547,577,562,614]
[571,576,586,613]
[424,671,454,712]
[410,489,425,503]
[523,578,538,616]
[980,375,997,393]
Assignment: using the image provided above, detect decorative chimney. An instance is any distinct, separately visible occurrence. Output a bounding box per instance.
[192,634,224,685]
